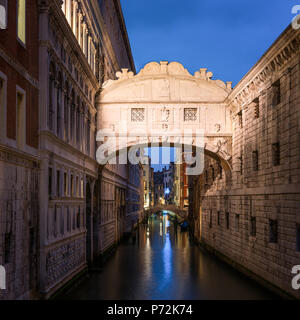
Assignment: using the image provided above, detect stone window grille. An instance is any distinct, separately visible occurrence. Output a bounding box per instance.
[238,154,243,175]
[252,151,259,171]
[253,97,259,118]
[131,108,145,122]
[250,216,256,236]
[272,79,281,106]
[269,219,278,243]
[272,143,280,166]
[184,108,197,122]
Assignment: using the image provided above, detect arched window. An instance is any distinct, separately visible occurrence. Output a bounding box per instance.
[57,72,62,137]
[48,62,55,131]
[64,81,69,141]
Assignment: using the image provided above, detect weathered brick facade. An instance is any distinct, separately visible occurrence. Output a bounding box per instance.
[0,0,40,299]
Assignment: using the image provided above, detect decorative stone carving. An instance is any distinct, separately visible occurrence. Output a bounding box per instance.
[116,68,134,80]
[161,107,170,122]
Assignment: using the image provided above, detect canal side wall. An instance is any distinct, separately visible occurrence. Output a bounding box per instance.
[191,25,300,300]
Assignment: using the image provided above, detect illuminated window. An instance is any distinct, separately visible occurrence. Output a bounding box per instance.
[17,0,26,44]
[0,0,7,29]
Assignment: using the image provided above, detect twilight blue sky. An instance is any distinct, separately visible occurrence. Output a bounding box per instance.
[120,0,298,86]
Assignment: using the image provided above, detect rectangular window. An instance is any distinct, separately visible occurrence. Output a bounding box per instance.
[269,219,278,243]
[252,151,259,171]
[64,172,68,196]
[226,212,230,230]
[0,74,7,140]
[209,210,212,229]
[0,0,7,29]
[48,167,52,197]
[272,79,281,106]
[184,108,197,122]
[81,179,84,198]
[253,97,259,118]
[4,232,11,264]
[56,170,60,197]
[250,217,256,237]
[217,211,220,226]
[237,110,243,128]
[235,214,240,231]
[67,208,71,232]
[71,174,74,196]
[297,224,300,252]
[239,154,243,175]
[17,0,26,44]
[272,143,280,166]
[16,89,26,149]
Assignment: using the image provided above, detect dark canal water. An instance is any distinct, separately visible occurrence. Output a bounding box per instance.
[58,214,279,300]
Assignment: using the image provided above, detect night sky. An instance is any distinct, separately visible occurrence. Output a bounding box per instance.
[120,0,297,86]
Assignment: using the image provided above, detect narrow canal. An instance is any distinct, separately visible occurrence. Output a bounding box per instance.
[58,214,279,300]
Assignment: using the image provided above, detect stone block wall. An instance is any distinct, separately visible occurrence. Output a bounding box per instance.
[193,26,300,299]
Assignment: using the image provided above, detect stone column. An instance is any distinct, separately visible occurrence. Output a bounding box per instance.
[66,0,72,24]
[78,14,82,47]
[72,1,77,35]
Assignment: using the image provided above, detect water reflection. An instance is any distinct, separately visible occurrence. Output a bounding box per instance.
[59,214,279,300]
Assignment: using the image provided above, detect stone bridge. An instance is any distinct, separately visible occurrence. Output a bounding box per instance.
[144,204,188,220]
[96,61,233,176]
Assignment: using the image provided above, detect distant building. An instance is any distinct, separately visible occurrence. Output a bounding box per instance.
[142,156,154,208]
[154,171,164,205]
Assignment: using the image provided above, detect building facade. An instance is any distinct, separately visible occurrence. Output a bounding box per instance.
[0,0,40,299]
[0,0,139,299]
[190,24,300,299]
[37,0,137,298]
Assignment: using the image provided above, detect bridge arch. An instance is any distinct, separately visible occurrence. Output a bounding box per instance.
[96,61,233,177]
